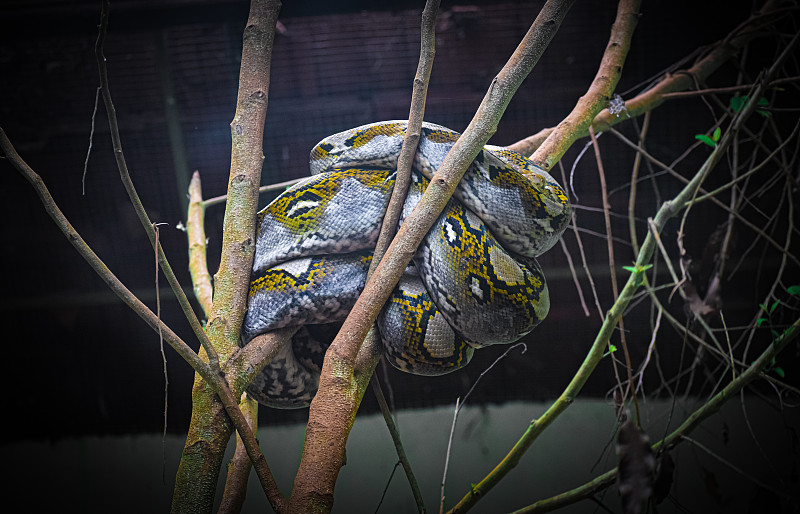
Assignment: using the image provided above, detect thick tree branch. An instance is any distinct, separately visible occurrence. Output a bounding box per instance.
[173,0,285,512]
[358,1,441,511]
[287,1,574,512]
[508,0,784,161]
[528,0,641,170]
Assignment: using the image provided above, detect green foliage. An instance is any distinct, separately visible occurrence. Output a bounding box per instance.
[758,294,797,378]
[623,263,652,287]
[730,94,770,117]
[695,126,721,148]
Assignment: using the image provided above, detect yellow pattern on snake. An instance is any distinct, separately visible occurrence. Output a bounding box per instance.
[241,121,571,408]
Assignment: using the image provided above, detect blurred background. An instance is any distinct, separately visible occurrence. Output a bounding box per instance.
[1,0,797,511]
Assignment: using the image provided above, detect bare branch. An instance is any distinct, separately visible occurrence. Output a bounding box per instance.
[187,171,214,316]
[524,0,641,169]
[509,0,786,159]
[288,1,575,511]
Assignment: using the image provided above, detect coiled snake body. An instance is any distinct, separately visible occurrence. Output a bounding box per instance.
[241,121,571,408]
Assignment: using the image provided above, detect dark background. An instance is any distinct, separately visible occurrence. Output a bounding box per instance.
[0,0,796,440]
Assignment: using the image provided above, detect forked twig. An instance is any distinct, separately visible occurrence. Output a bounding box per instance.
[289,1,575,510]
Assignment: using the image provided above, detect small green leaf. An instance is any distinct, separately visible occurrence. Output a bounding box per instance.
[757,318,767,328]
[756,98,771,117]
[771,329,780,338]
[759,303,769,313]
[730,95,746,112]
[788,285,800,296]
[770,301,780,314]
[695,134,715,147]
[624,263,652,274]
[773,367,785,378]
[609,344,617,352]
[713,127,721,142]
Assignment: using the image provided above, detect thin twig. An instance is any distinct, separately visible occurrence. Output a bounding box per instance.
[290,2,575,510]
[441,344,527,513]
[94,0,221,368]
[449,53,781,509]
[559,162,604,321]
[361,1,442,509]
[372,378,426,513]
[509,317,800,513]
[203,176,305,208]
[559,238,590,317]
[0,127,214,392]
[627,110,650,255]
[154,222,169,484]
[589,124,638,422]
[82,86,101,195]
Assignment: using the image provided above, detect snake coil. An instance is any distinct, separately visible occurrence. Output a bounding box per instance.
[241,121,571,408]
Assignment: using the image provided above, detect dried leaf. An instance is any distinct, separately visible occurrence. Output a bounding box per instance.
[617,417,656,514]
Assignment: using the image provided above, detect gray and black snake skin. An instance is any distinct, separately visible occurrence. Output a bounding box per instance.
[241,121,571,408]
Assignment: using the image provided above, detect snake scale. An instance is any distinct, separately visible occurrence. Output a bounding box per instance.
[241,121,571,408]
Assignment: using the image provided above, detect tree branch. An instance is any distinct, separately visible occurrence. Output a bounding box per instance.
[511,316,800,514]
[447,49,789,510]
[527,0,641,170]
[187,171,214,316]
[172,0,286,512]
[0,127,214,388]
[509,0,785,160]
[287,1,575,512]
[94,0,220,367]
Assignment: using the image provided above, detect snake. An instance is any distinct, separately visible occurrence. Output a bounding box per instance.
[241,121,571,408]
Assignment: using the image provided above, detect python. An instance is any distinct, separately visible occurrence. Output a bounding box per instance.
[241,121,571,408]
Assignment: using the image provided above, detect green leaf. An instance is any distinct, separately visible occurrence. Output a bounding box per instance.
[788,285,800,296]
[756,318,767,328]
[713,127,721,142]
[695,134,715,147]
[771,329,780,338]
[756,97,770,117]
[730,95,746,112]
[609,344,617,353]
[759,303,769,313]
[773,367,785,378]
[770,301,780,314]
[624,263,652,274]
